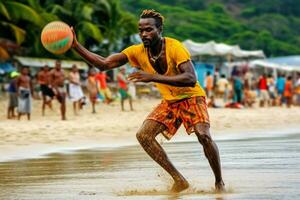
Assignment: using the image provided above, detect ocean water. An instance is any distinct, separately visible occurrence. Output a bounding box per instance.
[0,132,299,200]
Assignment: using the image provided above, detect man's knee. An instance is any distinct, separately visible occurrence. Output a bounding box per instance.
[195,123,212,145]
[136,131,145,143]
[197,134,212,146]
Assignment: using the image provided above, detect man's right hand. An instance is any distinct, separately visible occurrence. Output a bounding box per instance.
[70,27,78,48]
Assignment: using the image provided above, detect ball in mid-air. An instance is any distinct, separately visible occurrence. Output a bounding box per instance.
[41,21,73,54]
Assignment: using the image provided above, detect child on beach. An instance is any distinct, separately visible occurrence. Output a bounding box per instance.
[7,71,19,119]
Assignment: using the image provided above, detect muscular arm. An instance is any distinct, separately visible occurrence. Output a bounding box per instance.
[128,61,197,87]
[73,43,128,71]
[71,27,128,71]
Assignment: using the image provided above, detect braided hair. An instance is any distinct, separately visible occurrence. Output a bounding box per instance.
[140,9,164,28]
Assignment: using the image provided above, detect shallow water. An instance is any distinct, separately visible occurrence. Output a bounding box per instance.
[0,133,299,200]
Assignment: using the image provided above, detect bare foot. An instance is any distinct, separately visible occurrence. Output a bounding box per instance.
[215,181,225,193]
[171,180,189,193]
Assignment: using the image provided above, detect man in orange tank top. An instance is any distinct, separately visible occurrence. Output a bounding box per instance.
[71,9,225,193]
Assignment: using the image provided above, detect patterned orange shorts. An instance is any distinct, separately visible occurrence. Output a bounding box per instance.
[147,96,210,140]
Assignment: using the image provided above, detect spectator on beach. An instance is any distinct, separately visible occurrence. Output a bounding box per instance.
[37,65,54,116]
[244,69,254,91]
[284,76,293,108]
[295,74,300,106]
[117,67,133,111]
[49,60,67,120]
[7,71,19,119]
[87,68,98,113]
[16,67,34,120]
[267,74,276,106]
[233,72,243,104]
[95,71,113,104]
[69,64,84,115]
[216,74,229,103]
[213,68,220,95]
[204,71,213,98]
[257,74,269,107]
[243,76,255,107]
[276,74,286,106]
[231,66,239,77]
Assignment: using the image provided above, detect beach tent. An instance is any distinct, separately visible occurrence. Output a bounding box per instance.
[250,56,300,72]
[14,56,88,70]
[182,39,265,59]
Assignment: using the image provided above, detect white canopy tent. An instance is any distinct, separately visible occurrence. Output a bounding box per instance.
[182,39,265,59]
[14,56,88,70]
[250,59,300,72]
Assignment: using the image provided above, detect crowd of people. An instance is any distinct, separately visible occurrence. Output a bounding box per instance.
[204,66,300,109]
[4,62,300,121]
[6,60,134,120]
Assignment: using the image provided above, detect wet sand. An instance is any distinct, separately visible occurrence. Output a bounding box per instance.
[0,97,300,162]
[0,132,299,200]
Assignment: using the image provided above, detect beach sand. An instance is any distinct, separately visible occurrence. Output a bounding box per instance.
[0,96,299,161]
[0,96,300,199]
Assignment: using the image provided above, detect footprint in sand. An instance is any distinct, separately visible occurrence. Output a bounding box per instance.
[79,191,96,195]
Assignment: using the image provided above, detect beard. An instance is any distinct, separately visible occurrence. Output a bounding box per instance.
[142,39,151,48]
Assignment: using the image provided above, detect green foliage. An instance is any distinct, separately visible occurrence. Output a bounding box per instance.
[1,0,299,58]
[0,0,137,59]
[121,0,300,56]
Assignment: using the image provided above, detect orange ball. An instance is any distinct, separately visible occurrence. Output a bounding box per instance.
[41,21,73,54]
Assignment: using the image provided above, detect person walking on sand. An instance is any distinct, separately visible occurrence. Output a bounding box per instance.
[87,68,98,113]
[49,60,67,120]
[37,65,55,116]
[117,67,133,111]
[7,71,19,119]
[69,64,84,115]
[71,9,225,193]
[16,67,34,120]
[204,71,213,98]
[95,71,113,104]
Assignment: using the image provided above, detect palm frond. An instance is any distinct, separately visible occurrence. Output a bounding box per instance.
[50,4,72,16]
[0,21,26,44]
[0,2,10,20]
[79,21,103,42]
[5,1,43,26]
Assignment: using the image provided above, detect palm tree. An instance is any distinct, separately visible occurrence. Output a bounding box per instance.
[0,1,47,43]
[44,0,103,46]
[93,0,137,55]
[0,0,44,59]
[0,0,138,59]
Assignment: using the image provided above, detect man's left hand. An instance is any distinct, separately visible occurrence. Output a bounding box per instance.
[128,71,154,83]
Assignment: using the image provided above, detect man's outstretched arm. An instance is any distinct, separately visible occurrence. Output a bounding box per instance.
[128,61,197,87]
[71,28,128,71]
